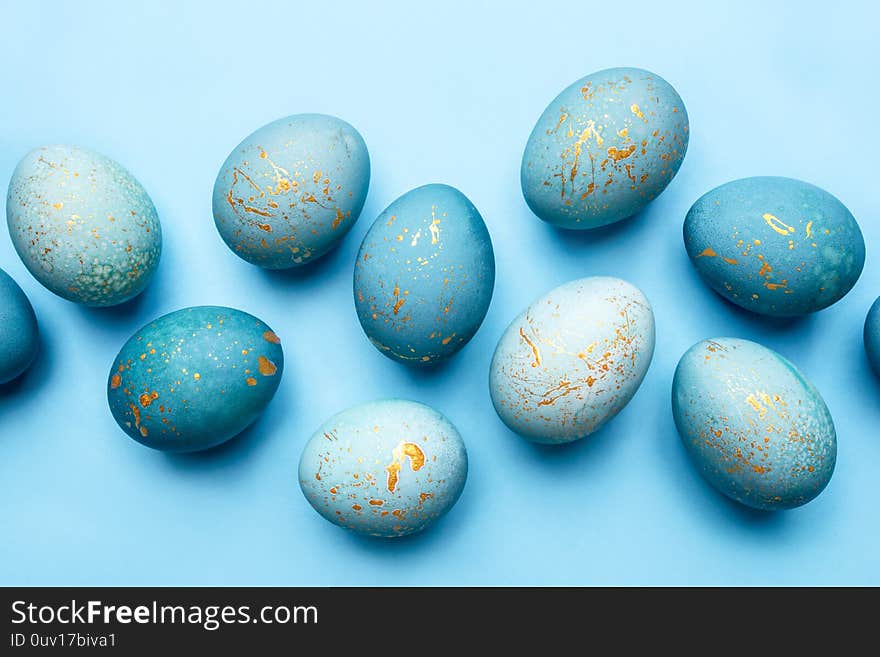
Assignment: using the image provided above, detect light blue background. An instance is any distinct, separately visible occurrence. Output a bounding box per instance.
[1,0,878,586]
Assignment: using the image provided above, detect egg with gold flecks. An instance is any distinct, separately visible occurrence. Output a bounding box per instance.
[489,276,655,444]
[672,337,836,510]
[107,306,284,452]
[521,67,688,229]
[354,184,494,366]
[684,176,865,316]
[213,113,370,269]
[6,145,162,306]
[299,399,468,538]
[0,267,39,384]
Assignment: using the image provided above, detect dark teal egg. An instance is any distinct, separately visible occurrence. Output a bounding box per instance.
[521,67,688,229]
[213,113,370,269]
[865,297,880,377]
[684,177,865,316]
[6,145,162,307]
[0,267,39,384]
[353,184,494,366]
[672,338,836,510]
[107,306,284,452]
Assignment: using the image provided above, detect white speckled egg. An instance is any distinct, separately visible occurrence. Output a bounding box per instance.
[490,276,655,444]
[6,145,162,307]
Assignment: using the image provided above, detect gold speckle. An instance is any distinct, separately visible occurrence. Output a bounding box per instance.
[246,377,257,386]
[262,330,281,344]
[193,373,201,381]
[110,374,121,389]
[630,104,646,120]
[257,356,277,376]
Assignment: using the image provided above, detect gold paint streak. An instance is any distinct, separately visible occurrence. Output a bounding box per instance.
[110,374,121,389]
[762,213,795,236]
[806,220,813,238]
[385,442,426,493]
[519,327,541,367]
[696,247,717,258]
[263,330,281,344]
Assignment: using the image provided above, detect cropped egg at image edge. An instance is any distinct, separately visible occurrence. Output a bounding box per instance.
[1,0,880,591]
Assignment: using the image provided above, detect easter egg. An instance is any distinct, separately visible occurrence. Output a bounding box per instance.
[299,399,468,537]
[6,145,162,306]
[0,267,39,384]
[212,113,370,269]
[672,337,836,510]
[489,276,654,444]
[353,184,494,366]
[684,177,864,316]
[865,297,880,377]
[521,67,688,229]
[107,306,283,452]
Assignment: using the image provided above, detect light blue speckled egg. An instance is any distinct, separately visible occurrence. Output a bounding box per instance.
[0,267,39,384]
[672,337,836,510]
[107,306,284,452]
[213,113,370,269]
[521,67,688,229]
[684,177,865,316]
[353,184,494,366]
[490,276,654,444]
[299,399,468,537]
[865,298,880,377]
[6,145,162,306]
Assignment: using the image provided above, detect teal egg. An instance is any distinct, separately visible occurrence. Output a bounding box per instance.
[6,145,162,306]
[672,338,836,510]
[521,67,688,229]
[490,277,655,444]
[353,184,494,366]
[212,113,370,269]
[0,267,39,384]
[107,306,284,452]
[865,297,880,377]
[684,177,865,316]
[299,399,468,537]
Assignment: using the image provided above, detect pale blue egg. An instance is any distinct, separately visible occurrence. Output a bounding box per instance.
[353,184,494,366]
[213,113,370,269]
[490,276,655,444]
[521,67,688,229]
[684,177,864,316]
[299,399,468,537]
[0,267,39,384]
[672,337,836,510]
[107,306,284,452]
[6,145,162,306]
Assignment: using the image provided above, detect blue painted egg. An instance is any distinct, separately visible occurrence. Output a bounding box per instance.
[684,177,864,316]
[0,267,39,384]
[490,276,654,444]
[213,113,370,269]
[299,399,468,537]
[107,306,284,452]
[672,337,836,510]
[521,67,688,229]
[353,184,494,366]
[865,297,880,377]
[6,145,162,306]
